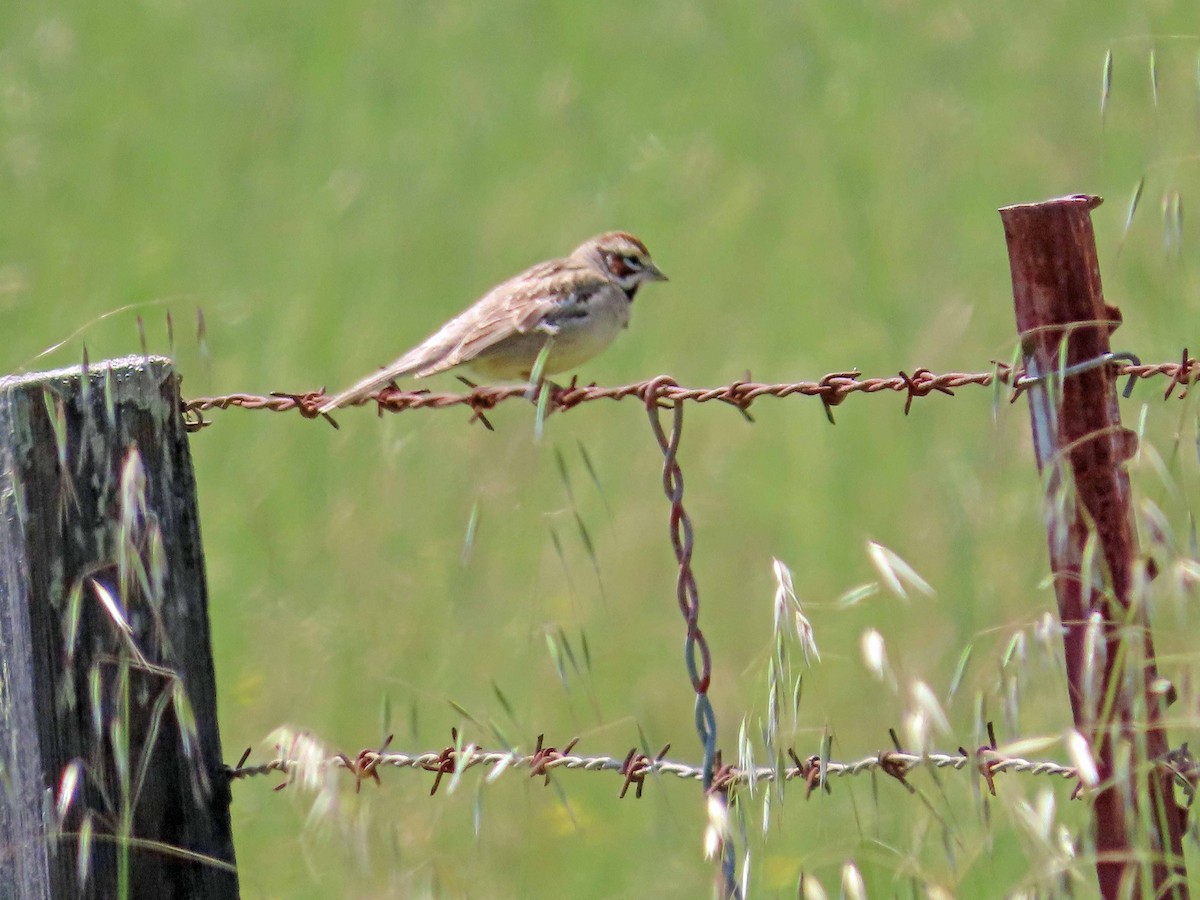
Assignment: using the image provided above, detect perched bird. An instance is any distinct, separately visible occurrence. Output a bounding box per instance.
[318,232,667,413]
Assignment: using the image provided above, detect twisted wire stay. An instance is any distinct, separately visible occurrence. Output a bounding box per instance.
[642,376,736,897]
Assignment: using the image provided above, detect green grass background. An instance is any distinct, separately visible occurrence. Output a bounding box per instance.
[4,1,1200,896]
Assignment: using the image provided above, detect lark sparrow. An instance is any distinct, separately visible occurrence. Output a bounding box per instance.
[319,232,667,413]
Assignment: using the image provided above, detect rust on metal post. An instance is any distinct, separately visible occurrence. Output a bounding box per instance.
[1000,195,1186,899]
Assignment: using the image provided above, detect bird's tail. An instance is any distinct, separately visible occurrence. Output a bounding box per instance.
[318,364,414,414]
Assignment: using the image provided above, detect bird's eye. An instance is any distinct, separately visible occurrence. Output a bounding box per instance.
[605,252,641,278]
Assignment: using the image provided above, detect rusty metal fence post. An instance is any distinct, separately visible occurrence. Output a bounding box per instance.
[1000,195,1187,899]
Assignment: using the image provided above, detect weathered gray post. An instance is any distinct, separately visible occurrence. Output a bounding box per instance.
[0,356,238,898]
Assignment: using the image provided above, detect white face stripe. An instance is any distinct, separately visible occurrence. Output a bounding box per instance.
[602,251,648,288]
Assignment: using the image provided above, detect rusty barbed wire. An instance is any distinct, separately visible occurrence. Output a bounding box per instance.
[179,354,1199,430]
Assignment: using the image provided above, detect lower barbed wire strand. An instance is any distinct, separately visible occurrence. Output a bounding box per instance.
[224,747,1082,786]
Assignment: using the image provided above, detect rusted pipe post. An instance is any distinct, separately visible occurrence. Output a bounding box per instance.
[1000,195,1186,898]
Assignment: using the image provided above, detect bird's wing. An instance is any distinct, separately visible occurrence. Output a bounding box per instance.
[318,259,603,412]
[410,259,604,377]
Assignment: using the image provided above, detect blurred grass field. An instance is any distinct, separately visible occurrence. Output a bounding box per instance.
[4,1,1200,896]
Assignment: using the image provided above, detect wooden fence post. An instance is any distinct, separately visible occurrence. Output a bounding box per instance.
[0,355,239,898]
[1000,195,1187,898]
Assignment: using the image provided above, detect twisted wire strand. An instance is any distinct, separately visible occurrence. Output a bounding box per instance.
[641,378,736,896]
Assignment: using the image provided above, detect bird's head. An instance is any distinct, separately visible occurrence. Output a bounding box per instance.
[574,232,668,296]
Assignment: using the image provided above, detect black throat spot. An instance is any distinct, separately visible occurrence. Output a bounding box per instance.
[623,284,639,302]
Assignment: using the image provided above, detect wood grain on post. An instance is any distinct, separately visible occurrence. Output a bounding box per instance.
[1000,195,1187,899]
[0,356,238,898]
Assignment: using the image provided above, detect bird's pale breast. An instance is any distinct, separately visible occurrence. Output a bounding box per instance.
[468,286,631,379]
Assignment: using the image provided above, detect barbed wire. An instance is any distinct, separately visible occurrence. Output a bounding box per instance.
[180,353,1199,431]
[225,739,1079,796]
[225,732,1200,801]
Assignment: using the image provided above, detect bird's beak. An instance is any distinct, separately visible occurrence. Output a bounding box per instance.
[646,263,668,282]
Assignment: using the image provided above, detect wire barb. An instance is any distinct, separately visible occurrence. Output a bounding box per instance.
[619,743,671,799]
[1163,348,1197,400]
